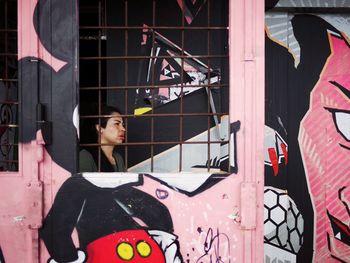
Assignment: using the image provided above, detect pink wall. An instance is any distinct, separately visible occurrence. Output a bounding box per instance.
[230,0,265,262]
[0,0,265,262]
[0,0,71,262]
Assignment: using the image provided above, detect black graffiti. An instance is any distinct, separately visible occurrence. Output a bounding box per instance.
[196,228,231,263]
[174,90,190,98]
[155,188,169,199]
[0,245,5,263]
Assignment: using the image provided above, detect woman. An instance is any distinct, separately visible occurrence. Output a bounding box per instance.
[80,105,126,172]
[41,105,181,263]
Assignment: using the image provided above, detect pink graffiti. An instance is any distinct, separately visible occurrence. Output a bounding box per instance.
[18,0,66,72]
[300,33,350,262]
[137,175,239,262]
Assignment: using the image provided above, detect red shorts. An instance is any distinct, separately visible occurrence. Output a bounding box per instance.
[86,229,166,263]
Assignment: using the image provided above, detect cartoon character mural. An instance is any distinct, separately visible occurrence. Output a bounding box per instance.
[39,173,181,263]
[0,0,18,172]
[34,0,240,262]
[102,0,230,170]
[0,73,17,171]
[40,118,240,262]
[0,0,78,261]
[300,31,350,262]
[265,0,350,262]
[1,0,264,261]
[20,0,79,174]
[39,171,236,263]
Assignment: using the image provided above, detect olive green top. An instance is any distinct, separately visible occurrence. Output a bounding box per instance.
[79,149,125,172]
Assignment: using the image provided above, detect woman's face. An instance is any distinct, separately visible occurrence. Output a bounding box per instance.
[97,112,126,145]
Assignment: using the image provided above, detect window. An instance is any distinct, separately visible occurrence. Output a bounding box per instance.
[79,0,230,173]
[0,0,18,171]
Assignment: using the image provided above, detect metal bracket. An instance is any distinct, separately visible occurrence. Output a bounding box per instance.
[240,182,257,230]
[36,103,52,145]
[26,181,43,229]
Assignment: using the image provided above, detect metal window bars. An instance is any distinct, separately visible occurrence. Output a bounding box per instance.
[0,0,18,171]
[79,0,229,173]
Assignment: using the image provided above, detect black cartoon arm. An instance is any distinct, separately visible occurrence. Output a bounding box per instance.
[39,176,87,262]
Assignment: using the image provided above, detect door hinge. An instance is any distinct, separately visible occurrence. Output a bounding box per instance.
[36,103,52,145]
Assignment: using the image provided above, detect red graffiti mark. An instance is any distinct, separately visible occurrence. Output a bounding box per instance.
[268,148,279,176]
[280,143,288,165]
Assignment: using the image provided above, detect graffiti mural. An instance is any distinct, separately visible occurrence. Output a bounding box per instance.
[176,0,207,25]
[40,173,181,263]
[35,0,239,262]
[129,120,239,173]
[265,0,350,262]
[264,187,304,262]
[300,31,350,262]
[101,0,229,171]
[40,170,241,262]
[134,27,221,113]
[0,0,78,260]
[20,0,79,173]
[0,0,18,171]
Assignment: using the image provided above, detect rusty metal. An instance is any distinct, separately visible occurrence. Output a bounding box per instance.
[124,0,129,170]
[97,0,103,172]
[79,0,229,172]
[0,79,18,82]
[178,0,185,171]
[81,140,228,147]
[149,0,156,172]
[80,112,227,119]
[0,124,18,128]
[80,54,227,60]
[80,83,228,90]
[0,159,18,163]
[207,0,212,171]
[0,101,18,104]
[0,53,17,56]
[80,26,227,30]
[0,0,18,171]
[0,29,17,32]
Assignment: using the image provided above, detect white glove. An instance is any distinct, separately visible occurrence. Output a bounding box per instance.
[148,230,182,263]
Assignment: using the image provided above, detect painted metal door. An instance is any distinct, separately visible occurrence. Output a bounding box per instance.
[0,0,264,262]
[0,0,78,261]
[265,1,350,262]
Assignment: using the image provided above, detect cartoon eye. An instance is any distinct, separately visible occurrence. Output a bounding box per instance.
[325,108,350,142]
[334,111,350,141]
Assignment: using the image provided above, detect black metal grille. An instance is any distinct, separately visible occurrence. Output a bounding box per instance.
[79,0,229,172]
[0,0,18,171]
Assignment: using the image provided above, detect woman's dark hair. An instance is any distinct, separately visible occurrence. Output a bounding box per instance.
[95,105,123,128]
[80,104,125,171]
[80,104,123,144]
